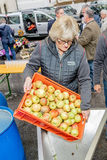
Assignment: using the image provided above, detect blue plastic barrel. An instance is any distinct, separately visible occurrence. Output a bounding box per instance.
[0,106,26,160]
[0,92,8,107]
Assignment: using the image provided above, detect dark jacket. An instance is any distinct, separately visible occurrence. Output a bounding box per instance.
[94,30,107,85]
[94,14,101,27]
[47,19,56,33]
[24,37,91,110]
[78,20,101,60]
[0,24,14,44]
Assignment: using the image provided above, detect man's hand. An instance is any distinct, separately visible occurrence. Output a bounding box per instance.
[94,84,101,93]
[24,77,32,93]
[82,109,90,121]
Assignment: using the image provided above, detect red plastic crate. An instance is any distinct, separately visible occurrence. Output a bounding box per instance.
[14,72,86,142]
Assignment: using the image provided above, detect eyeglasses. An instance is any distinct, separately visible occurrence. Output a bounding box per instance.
[57,39,72,45]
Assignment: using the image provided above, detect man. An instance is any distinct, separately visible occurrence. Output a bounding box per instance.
[78,8,101,92]
[47,7,64,33]
[94,29,107,139]
[100,9,107,32]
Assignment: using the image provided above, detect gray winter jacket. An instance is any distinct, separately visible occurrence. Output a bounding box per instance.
[94,30,107,85]
[24,37,91,110]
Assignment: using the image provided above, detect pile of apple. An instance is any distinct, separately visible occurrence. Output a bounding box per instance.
[23,80,82,137]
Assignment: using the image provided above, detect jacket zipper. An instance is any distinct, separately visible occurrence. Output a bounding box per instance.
[58,60,62,83]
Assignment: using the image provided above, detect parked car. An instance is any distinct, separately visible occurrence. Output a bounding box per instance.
[0,10,53,38]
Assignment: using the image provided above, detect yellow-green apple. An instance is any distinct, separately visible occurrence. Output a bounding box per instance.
[47,85,55,94]
[32,112,42,118]
[32,82,37,89]
[57,93,64,100]
[66,127,72,134]
[63,91,69,99]
[68,112,75,119]
[64,119,73,126]
[32,95,40,104]
[64,99,69,105]
[40,98,47,106]
[60,122,68,131]
[61,112,68,120]
[35,80,43,88]
[30,89,35,96]
[56,100,64,109]
[56,109,64,115]
[71,108,77,115]
[76,108,82,114]
[69,102,75,109]
[40,84,47,91]
[71,128,79,137]
[75,114,81,123]
[23,107,32,113]
[74,99,81,108]
[24,98,32,107]
[48,94,55,101]
[49,102,56,110]
[36,89,46,98]
[70,118,75,125]
[51,117,61,127]
[63,104,70,112]
[69,94,76,103]
[32,104,41,112]
[54,89,61,97]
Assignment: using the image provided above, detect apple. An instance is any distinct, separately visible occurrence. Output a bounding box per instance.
[57,93,64,100]
[36,89,46,98]
[74,99,81,108]
[64,119,73,126]
[32,104,41,112]
[63,104,70,112]
[32,95,40,104]
[24,98,32,107]
[70,119,75,125]
[23,107,32,113]
[56,100,64,109]
[69,94,76,102]
[68,112,75,119]
[57,115,63,123]
[54,89,61,97]
[56,109,64,115]
[54,97,59,103]
[72,124,78,129]
[69,102,75,109]
[63,91,69,99]
[61,112,68,120]
[66,127,72,134]
[76,108,82,114]
[75,114,81,123]
[47,99,49,105]
[48,94,55,101]
[40,98,47,106]
[41,106,50,113]
[71,128,79,137]
[50,110,59,118]
[32,82,37,89]
[40,84,47,91]
[49,102,56,110]
[47,85,55,94]
[35,80,43,88]
[42,113,51,122]
[32,112,43,118]
[45,92,50,99]
[30,89,35,96]
[60,122,68,131]
[64,99,69,105]
[71,108,77,115]
[51,117,61,127]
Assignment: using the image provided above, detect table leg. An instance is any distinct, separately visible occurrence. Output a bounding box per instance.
[5,74,11,98]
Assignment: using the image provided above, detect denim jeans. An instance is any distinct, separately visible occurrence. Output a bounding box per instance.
[2,42,16,60]
[88,60,94,92]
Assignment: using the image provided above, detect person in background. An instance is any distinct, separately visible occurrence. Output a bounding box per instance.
[0,18,16,60]
[100,9,107,33]
[47,7,64,33]
[78,8,101,92]
[93,28,107,139]
[24,15,91,120]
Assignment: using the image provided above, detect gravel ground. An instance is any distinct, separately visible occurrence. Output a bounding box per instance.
[0,52,107,160]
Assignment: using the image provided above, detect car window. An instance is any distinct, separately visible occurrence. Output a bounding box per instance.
[36,14,50,22]
[7,16,20,24]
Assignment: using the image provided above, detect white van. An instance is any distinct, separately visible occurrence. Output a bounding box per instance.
[0,10,53,38]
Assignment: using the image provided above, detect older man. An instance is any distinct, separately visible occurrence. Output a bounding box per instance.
[78,8,101,92]
[100,9,107,32]
[47,7,64,33]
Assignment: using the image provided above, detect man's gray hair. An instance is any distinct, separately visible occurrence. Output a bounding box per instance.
[100,9,107,15]
[0,18,6,24]
[86,8,94,18]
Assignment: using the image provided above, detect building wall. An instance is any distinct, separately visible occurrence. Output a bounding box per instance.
[0,0,17,13]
